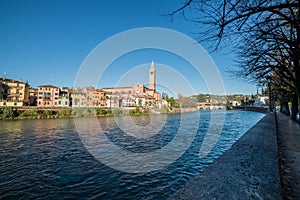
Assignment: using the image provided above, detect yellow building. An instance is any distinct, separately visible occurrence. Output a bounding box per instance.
[0,78,30,106]
[70,88,86,107]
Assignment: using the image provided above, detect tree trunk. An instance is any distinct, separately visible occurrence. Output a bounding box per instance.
[281,101,290,116]
[291,93,298,120]
[293,3,300,120]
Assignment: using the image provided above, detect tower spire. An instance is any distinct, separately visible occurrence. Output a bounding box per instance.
[151,60,154,69]
[149,60,156,91]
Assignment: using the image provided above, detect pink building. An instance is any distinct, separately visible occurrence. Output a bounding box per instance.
[37,85,60,107]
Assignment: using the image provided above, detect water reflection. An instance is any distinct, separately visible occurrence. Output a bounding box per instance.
[0,111,265,199]
[76,112,200,173]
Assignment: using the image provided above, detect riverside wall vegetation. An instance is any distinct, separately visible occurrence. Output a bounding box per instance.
[0,106,198,120]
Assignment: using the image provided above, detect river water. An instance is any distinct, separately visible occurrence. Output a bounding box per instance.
[0,110,264,199]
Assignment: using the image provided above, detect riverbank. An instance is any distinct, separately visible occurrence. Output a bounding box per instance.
[169,112,281,199]
[0,106,198,120]
[228,105,269,113]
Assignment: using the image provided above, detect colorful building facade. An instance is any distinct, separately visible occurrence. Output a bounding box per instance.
[0,78,30,106]
[1,61,162,108]
[37,85,60,107]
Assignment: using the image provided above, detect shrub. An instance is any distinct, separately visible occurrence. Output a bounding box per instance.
[58,108,72,117]
[94,108,107,115]
[41,110,56,118]
[2,107,15,118]
[112,109,122,115]
[20,109,39,118]
[135,106,140,113]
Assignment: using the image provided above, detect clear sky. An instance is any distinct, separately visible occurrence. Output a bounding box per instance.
[0,0,258,96]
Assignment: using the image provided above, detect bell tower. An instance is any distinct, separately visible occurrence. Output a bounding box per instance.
[149,60,156,91]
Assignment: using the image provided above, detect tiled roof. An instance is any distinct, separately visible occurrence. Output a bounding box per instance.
[0,77,28,84]
[38,84,60,88]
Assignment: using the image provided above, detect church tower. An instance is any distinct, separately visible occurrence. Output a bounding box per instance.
[149,60,156,91]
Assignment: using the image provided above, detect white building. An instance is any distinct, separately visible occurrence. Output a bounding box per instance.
[254,96,268,106]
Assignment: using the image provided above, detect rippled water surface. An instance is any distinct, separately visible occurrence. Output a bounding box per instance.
[0,110,264,199]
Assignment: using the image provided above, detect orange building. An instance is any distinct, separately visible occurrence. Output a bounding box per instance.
[93,89,107,107]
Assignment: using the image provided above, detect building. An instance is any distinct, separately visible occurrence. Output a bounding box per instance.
[254,96,269,106]
[135,94,155,107]
[92,89,107,107]
[102,86,134,108]
[69,87,107,107]
[102,61,161,108]
[0,61,161,109]
[147,61,161,100]
[84,87,95,107]
[29,87,38,106]
[149,60,156,90]
[83,87,107,107]
[0,78,30,106]
[70,88,86,107]
[37,85,60,107]
[58,87,71,107]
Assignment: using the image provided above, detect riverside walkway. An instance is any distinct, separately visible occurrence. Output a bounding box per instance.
[170,112,300,199]
[277,112,300,199]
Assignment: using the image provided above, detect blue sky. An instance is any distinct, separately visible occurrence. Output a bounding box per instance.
[0,0,258,96]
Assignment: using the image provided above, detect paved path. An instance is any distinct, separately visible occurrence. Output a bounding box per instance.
[276,112,300,199]
[169,113,281,200]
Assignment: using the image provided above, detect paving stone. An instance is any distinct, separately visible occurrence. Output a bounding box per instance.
[169,113,281,200]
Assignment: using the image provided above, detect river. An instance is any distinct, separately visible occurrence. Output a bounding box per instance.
[0,110,264,199]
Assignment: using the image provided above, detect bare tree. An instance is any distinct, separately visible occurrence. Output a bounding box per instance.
[169,0,300,119]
